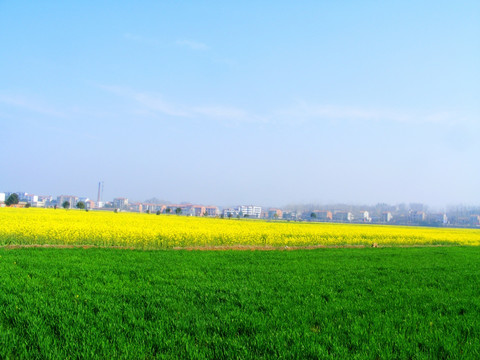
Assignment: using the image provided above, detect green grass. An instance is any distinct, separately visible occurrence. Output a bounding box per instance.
[1,247,479,359]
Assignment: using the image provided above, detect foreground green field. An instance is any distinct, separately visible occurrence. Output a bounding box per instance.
[1,207,480,248]
[1,247,479,358]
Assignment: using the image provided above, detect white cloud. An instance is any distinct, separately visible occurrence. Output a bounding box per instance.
[193,106,247,119]
[100,85,189,117]
[99,85,268,123]
[0,94,65,117]
[276,101,474,126]
[99,86,475,127]
[176,39,209,51]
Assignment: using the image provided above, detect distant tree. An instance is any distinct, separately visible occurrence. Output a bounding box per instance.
[166,207,171,214]
[54,204,57,210]
[273,213,279,220]
[175,207,182,215]
[5,193,19,206]
[146,209,151,214]
[62,201,70,209]
[310,212,317,219]
[25,202,31,208]
[156,210,161,215]
[203,211,208,217]
[228,213,232,219]
[76,201,86,209]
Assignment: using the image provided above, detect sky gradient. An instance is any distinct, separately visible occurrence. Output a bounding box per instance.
[1,1,479,208]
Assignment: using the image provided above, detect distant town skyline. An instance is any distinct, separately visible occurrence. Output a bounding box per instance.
[3,189,480,228]
[1,1,479,208]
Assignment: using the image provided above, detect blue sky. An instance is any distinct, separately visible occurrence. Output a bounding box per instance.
[1,1,479,208]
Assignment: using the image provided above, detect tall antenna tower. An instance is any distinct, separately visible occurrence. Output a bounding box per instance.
[97,181,104,203]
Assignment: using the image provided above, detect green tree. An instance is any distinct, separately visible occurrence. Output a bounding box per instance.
[25,203,31,208]
[156,210,161,215]
[166,207,171,214]
[311,212,317,219]
[5,193,19,206]
[62,201,70,209]
[175,207,182,215]
[76,201,86,209]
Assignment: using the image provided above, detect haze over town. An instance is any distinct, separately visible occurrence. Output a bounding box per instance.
[1,1,479,208]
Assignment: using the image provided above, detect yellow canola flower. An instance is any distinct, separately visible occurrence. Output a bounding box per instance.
[0,207,479,249]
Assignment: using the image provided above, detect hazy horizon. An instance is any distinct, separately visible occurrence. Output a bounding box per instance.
[1,1,479,209]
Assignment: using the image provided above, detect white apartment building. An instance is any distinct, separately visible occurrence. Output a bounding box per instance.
[224,205,262,218]
[0,193,5,202]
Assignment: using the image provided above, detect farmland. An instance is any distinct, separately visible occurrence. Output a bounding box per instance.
[1,207,480,358]
[1,207,480,249]
[1,247,480,358]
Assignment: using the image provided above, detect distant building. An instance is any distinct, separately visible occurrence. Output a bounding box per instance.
[354,211,371,223]
[238,205,262,218]
[409,211,426,223]
[382,212,393,223]
[113,198,129,210]
[140,203,164,213]
[57,195,78,209]
[333,211,354,222]
[127,203,142,212]
[0,193,5,203]
[223,206,261,218]
[5,192,28,202]
[268,208,283,219]
[312,210,333,221]
[470,215,480,226]
[427,213,447,225]
[204,206,220,217]
[25,194,38,204]
[84,200,96,210]
[191,205,206,217]
[282,211,300,220]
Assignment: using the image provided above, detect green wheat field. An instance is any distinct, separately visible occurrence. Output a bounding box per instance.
[1,247,479,358]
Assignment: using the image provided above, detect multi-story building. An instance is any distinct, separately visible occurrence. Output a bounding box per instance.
[0,193,5,203]
[204,206,220,217]
[409,211,426,223]
[268,209,283,219]
[113,198,129,210]
[470,215,480,226]
[382,212,393,223]
[223,208,239,218]
[25,194,38,203]
[333,211,354,222]
[238,205,262,218]
[57,195,78,209]
[5,192,28,202]
[190,205,206,217]
[312,210,332,221]
[427,213,447,225]
[128,203,143,212]
[354,211,372,223]
[224,205,262,218]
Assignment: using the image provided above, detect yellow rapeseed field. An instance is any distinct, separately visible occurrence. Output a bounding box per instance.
[1,207,479,248]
